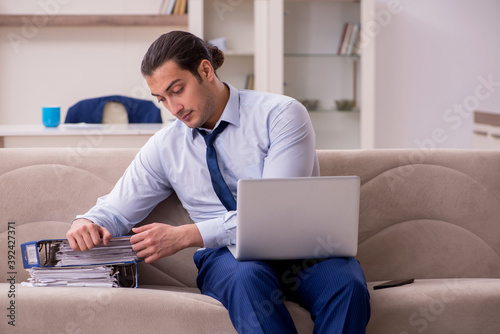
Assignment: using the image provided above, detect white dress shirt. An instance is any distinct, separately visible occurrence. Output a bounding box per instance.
[78,83,319,248]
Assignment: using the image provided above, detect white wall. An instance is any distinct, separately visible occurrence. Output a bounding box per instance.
[372,0,500,149]
[0,0,182,125]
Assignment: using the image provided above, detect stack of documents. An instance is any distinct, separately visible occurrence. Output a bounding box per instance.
[26,265,118,287]
[21,237,139,288]
[55,236,138,266]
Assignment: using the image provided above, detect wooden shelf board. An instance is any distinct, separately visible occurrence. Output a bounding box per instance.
[286,0,360,2]
[223,50,254,56]
[285,53,360,58]
[474,111,500,127]
[0,14,188,27]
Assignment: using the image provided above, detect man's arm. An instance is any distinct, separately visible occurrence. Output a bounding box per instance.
[66,218,112,251]
[263,99,319,178]
[67,134,172,250]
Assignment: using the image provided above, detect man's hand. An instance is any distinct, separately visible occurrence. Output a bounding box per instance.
[130,223,203,264]
[66,218,112,251]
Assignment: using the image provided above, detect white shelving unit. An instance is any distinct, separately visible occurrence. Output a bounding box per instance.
[473,111,500,149]
[284,1,360,111]
[283,0,361,149]
[188,0,282,93]
[189,0,362,149]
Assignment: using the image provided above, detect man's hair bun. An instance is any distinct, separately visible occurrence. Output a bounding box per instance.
[209,45,225,70]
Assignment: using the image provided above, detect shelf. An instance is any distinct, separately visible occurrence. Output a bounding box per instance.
[0,123,164,137]
[474,111,500,127]
[286,0,359,2]
[0,14,188,27]
[307,109,360,113]
[223,50,254,57]
[285,53,359,58]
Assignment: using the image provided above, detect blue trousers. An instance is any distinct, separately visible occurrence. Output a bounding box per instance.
[193,247,370,334]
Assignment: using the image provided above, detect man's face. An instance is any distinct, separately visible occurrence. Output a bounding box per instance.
[147,60,217,129]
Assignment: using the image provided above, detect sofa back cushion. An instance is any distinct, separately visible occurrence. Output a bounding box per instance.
[317,149,500,281]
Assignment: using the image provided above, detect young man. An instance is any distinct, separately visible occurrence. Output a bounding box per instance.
[67,31,370,333]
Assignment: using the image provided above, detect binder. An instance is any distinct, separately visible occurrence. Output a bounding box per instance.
[21,237,139,288]
[21,236,138,268]
[25,262,139,288]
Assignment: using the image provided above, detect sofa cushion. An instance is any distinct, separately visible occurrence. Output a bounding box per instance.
[0,284,314,334]
[367,278,500,334]
[137,249,198,288]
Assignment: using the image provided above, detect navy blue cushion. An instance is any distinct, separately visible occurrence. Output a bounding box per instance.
[65,95,162,124]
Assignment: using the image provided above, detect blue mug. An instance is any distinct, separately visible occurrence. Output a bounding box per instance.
[42,106,60,127]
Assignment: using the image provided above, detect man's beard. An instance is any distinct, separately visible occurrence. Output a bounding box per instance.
[196,82,218,129]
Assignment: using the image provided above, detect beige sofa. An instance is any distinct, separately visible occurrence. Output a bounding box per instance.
[1,147,500,333]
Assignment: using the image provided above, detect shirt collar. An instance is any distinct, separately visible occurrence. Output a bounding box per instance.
[190,82,240,139]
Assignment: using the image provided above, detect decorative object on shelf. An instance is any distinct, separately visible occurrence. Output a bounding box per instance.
[335,99,355,112]
[300,99,320,111]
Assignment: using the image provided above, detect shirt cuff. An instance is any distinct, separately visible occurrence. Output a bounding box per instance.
[195,211,237,248]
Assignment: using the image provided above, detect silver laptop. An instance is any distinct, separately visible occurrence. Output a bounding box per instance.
[228,176,360,261]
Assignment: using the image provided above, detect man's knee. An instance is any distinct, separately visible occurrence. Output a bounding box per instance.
[318,258,369,301]
[232,261,277,288]
[339,262,369,300]
[345,273,369,301]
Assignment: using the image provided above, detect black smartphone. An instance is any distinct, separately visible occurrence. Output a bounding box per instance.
[372,278,414,290]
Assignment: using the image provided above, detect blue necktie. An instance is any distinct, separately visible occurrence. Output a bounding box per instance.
[197,121,237,211]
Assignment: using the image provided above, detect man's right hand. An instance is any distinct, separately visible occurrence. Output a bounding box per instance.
[66,218,112,251]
